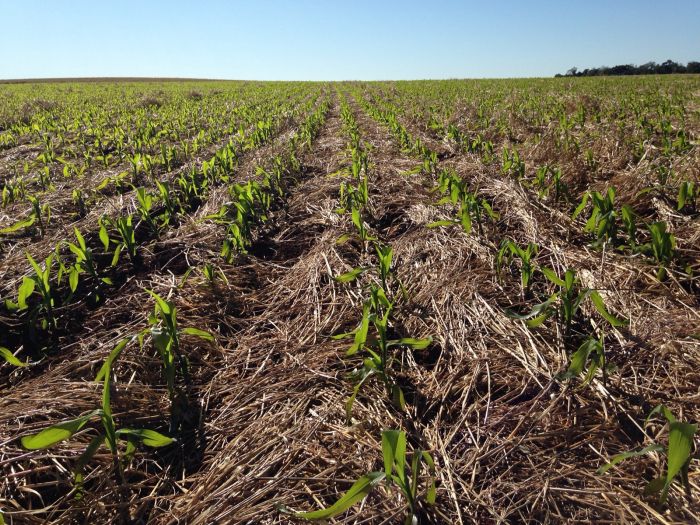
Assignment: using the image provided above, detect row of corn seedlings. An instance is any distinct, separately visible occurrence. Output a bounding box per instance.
[283,93,437,524]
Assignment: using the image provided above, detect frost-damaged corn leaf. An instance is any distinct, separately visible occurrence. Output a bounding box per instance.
[589,291,628,327]
[334,267,365,283]
[115,428,175,447]
[289,471,385,520]
[21,410,102,450]
[596,443,664,474]
[0,347,27,367]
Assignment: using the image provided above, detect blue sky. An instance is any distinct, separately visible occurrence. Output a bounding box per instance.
[1,0,698,80]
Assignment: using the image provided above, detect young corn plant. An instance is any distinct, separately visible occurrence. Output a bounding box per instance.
[496,240,538,295]
[5,253,57,331]
[598,405,697,505]
[283,429,436,524]
[337,206,376,248]
[428,169,497,235]
[572,188,618,247]
[531,165,568,202]
[141,290,214,408]
[641,221,676,280]
[334,285,431,421]
[155,180,180,225]
[65,227,113,301]
[501,147,525,180]
[0,195,49,237]
[677,181,697,214]
[556,332,612,387]
[100,215,138,265]
[72,188,87,218]
[20,338,174,504]
[505,267,627,337]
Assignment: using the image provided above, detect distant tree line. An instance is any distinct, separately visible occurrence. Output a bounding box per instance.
[555,60,700,77]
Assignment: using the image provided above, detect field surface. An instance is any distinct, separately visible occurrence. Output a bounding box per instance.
[0,77,699,524]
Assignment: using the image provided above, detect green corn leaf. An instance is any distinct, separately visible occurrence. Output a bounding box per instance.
[181,327,215,342]
[388,337,433,350]
[115,428,175,447]
[69,267,80,292]
[98,223,110,251]
[95,338,130,382]
[643,476,666,496]
[0,347,27,367]
[21,410,101,450]
[526,314,550,328]
[334,267,365,283]
[558,337,600,380]
[596,444,664,474]
[146,289,172,315]
[382,430,407,484]
[541,267,565,287]
[73,434,105,498]
[572,192,590,220]
[0,216,35,234]
[293,471,385,520]
[335,233,352,245]
[26,253,43,280]
[345,365,375,422]
[347,303,370,356]
[646,404,677,426]
[422,451,437,504]
[589,291,628,327]
[74,227,87,251]
[665,421,697,496]
[426,220,456,228]
[17,276,36,309]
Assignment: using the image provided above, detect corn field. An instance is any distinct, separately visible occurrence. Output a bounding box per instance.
[0,76,699,523]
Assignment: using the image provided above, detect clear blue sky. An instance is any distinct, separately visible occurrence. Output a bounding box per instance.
[1,0,698,80]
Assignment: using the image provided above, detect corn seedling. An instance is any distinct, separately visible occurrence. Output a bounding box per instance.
[285,429,435,524]
[5,253,57,330]
[598,405,697,504]
[677,181,696,213]
[557,332,613,387]
[100,215,138,265]
[334,285,431,420]
[72,188,87,218]
[501,147,525,179]
[21,338,173,503]
[135,187,158,233]
[65,227,113,300]
[572,188,618,247]
[155,180,180,225]
[142,290,214,402]
[643,221,676,280]
[506,267,627,337]
[496,240,538,294]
